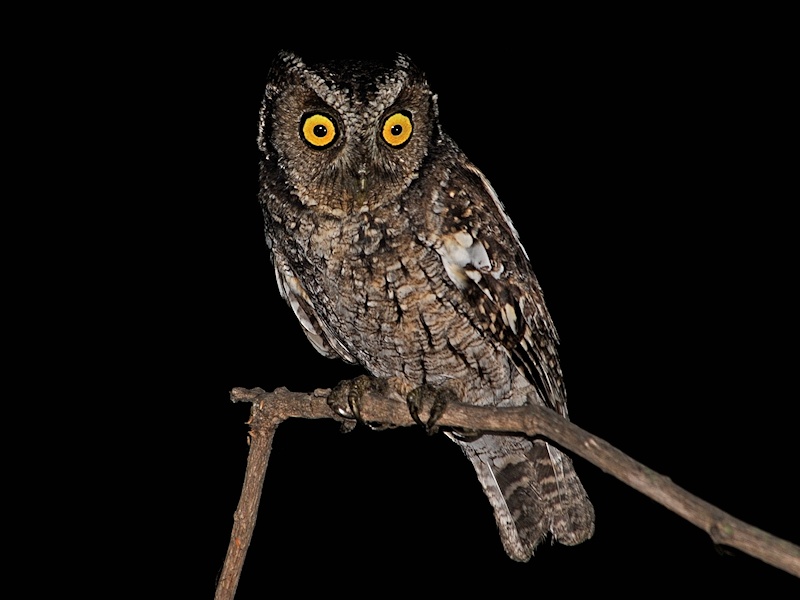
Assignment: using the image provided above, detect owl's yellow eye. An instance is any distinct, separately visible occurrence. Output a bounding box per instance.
[301,113,338,148]
[381,111,413,147]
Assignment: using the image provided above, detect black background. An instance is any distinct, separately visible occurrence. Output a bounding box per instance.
[78,9,797,597]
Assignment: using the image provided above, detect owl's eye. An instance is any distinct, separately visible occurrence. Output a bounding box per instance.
[381,111,413,148]
[300,113,338,148]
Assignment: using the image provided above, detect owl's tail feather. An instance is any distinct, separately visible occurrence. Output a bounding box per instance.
[454,434,595,561]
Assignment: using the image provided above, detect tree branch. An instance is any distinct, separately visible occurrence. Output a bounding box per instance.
[215,385,799,599]
[213,408,278,600]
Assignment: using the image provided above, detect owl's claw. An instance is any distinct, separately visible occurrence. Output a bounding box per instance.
[406,384,456,435]
[327,375,391,432]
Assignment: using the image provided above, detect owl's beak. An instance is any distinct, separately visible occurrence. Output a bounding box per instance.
[357,166,368,193]
[352,167,369,205]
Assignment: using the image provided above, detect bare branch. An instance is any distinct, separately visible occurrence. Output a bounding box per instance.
[216,385,799,598]
[214,414,277,600]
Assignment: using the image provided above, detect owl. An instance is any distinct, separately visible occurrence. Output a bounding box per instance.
[256,51,595,561]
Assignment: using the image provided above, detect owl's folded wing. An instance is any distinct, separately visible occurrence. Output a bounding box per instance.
[272,252,358,364]
[431,161,569,417]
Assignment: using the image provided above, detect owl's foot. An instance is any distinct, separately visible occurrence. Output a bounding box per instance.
[406,384,457,435]
[327,375,391,432]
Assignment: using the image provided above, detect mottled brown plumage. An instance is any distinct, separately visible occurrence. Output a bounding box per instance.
[257,51,594,560]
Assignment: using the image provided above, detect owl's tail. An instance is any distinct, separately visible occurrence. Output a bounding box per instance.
[453,434,595,561]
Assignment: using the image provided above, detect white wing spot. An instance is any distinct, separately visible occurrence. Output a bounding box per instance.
[504,303,518,334]
[437,232,493,290]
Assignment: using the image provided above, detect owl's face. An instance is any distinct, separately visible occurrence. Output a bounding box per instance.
[258,52,440,214]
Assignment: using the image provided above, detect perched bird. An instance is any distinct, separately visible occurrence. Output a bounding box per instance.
[256,51,594,561]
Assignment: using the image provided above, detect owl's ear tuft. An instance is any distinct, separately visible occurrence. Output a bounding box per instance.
[277,50,305,70]
[394,53,426,82]
[258,51,307,154]
[394,52,413,69]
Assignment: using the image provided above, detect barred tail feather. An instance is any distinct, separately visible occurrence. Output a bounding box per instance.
[453,434,594,561]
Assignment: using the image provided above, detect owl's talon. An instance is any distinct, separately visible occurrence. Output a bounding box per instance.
[406,384,456,435]
[406,385,428,428]
[447,427,483,442]
[328,375,390,431]
[327,382,355,421]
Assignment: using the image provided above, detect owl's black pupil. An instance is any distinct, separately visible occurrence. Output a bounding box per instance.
[313,124,328,138]
[391,124,403,136]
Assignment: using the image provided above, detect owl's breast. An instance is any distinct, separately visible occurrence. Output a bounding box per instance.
[300,209,514,404]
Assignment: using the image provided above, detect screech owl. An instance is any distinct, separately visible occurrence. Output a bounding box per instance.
[256,51,594,561]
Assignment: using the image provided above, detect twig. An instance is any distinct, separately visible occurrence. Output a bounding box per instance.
[215,385,800,598]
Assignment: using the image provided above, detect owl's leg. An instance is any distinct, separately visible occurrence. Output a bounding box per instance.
[327,375,392,432]
[406,384,458,435]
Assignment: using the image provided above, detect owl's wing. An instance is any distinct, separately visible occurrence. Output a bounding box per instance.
[432,160,569,417]
[272,252,358,364]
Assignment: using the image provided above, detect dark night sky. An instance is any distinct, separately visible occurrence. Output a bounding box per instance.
[106,12,797,597]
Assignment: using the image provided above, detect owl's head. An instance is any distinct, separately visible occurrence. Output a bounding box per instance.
[258,51,441,213]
